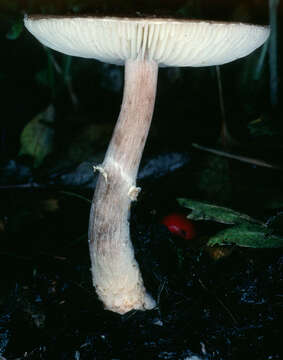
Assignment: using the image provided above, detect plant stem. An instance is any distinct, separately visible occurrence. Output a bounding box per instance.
[192,143,281,170]
[88,59,158,314]
[269,0,279,109]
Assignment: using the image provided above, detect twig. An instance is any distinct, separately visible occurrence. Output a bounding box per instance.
[216,65,227,148]
[0,251,67,262]
[62,232,88,249]
[59,190,92,204]
[215,65,238,149]
[0,182,43,189]
[216,65,226,126]
[0,251,31,261]
[192,143,281,170]
[44,47,79,107]
[39,251,67,261]
[198,278,239,326]
[157,278,168,306]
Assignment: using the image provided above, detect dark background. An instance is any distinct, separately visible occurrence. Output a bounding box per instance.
[0,1,283,359]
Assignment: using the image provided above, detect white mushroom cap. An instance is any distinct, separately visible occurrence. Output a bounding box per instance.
[24,16,270,67]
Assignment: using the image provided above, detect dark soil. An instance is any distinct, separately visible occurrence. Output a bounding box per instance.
[0,174,282,360]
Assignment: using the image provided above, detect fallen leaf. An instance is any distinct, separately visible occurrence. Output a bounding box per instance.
[207,223,283,248]
[178,198,283,248]
[178,198,260,225]
[19,105,55,168]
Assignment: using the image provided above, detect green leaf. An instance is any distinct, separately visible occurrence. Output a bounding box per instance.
[178,198,283,248]
[6,21,23,40]
[207,223,283,248]
[19,105,55,168]
[178,198,260,225]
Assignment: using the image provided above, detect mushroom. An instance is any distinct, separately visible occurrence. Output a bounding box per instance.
[24,15,269,314]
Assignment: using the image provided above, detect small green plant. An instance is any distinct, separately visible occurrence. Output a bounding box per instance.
[6,18,23,40]
[178,198,283,248]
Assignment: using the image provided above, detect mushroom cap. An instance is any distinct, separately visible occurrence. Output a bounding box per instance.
[24,16,270,67]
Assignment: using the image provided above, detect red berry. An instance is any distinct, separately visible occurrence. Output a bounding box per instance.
[161,213,196,240]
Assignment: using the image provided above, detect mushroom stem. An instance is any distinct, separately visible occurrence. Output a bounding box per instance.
[88,59,158,314]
